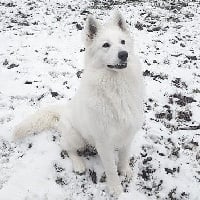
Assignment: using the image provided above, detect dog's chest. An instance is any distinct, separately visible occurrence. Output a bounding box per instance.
[94,73,137,124]
[74,70,143,146]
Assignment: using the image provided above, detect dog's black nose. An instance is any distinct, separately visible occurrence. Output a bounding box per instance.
[118,51,128,62]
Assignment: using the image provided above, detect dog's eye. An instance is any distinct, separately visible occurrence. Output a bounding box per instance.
[121,40,125,45]
[102,42,110,48]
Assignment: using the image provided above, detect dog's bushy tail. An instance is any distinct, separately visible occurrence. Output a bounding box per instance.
[13,106,63,140]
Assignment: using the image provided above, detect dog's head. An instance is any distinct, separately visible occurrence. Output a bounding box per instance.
[84,12,133,71]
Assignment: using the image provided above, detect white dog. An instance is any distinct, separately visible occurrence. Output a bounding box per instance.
[14,12,144,196]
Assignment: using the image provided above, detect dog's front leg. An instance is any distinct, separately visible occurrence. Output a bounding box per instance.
[118,142,133,179]
[96,143,123,196]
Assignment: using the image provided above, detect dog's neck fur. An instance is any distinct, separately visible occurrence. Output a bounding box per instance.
[83,67,132,89]
[81,66,137,111]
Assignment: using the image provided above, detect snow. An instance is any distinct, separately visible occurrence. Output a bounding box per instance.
[0,0,200,199]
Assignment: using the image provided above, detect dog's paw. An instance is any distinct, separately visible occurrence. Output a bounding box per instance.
[118,166,133,179]
[109,184,123,197]
[73,159,86,175]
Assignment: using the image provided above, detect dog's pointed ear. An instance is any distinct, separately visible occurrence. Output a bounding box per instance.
[85,15,99,44]
[113,11,128,32]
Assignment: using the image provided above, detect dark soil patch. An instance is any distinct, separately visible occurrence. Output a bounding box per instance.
[37,94,45,101]
[172,78,187,89]
[178,124,200,131]
[24,81,32,84]
[55,177,67,186]
[155,109,172,121]
[169,93,196,106]
[28,143,32,149]
[77,145,97,157]
[76,70,84,78]
[0,140,13,160]
[135,21,144,30]
[170,147,180,159]
[182,140,199,151]
[176,111,192,122]
[165,167,180,175]
[139,166,156,181]
[3,59,9,65]
[60,150,68,159]
[51,91,59,97]
[54,163,65,173]
[186,55,197,61]
[7,63,19,69]
[168,188,190,200]
[99,172,106,183]
[143,70,168,81]
[153,1,189,11]
[90,0,141,9]
[89,169,97,184]
[143,157,153,165]
[76,23,83,30]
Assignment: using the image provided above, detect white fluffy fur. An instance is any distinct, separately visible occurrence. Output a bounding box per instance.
[14,12,144,196]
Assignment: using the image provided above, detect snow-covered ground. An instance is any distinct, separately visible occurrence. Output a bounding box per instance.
[0,0,200,199]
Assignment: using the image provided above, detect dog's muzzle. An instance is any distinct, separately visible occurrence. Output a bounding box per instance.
[107,62,127,69]
[107,51,128,69]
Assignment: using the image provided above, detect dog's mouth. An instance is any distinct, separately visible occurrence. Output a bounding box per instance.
[107,63,127,69]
